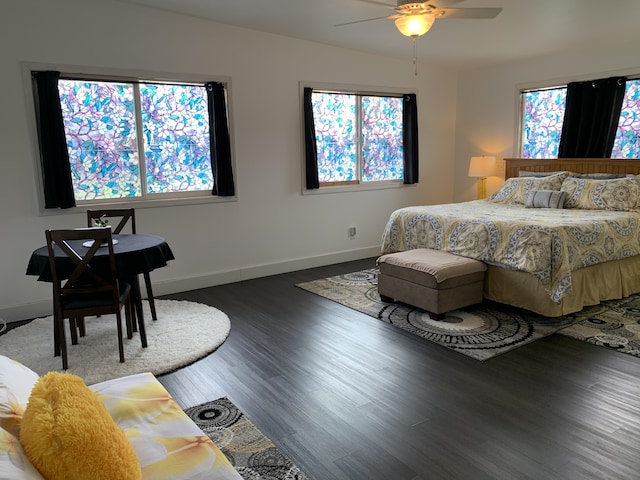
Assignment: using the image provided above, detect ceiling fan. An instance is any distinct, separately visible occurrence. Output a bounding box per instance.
[338,1,502,38]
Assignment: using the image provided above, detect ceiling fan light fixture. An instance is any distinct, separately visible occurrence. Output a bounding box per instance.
[394,13,434,37]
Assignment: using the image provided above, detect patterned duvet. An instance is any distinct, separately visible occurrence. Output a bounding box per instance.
[381,200,640,303]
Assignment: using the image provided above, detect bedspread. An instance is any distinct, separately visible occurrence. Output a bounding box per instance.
[380,200,640,303]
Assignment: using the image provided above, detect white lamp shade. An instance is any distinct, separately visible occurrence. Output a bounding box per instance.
[468,156,497,178]
[394,14,435,37]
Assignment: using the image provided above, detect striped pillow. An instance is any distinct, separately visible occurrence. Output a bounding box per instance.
[525,190,567,208]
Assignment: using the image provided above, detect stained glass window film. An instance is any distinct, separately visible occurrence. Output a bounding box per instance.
[362,96,403,182]
[311,91,403,184]
[59,80,141,200]
[312,92,356,183]
[521,79,640,159]
[521,87,566,159]
[58,79,214,202]
[612,79,640,158]
[140,84,213,193]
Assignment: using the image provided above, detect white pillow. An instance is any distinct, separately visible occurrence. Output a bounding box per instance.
[0,356,39,438]
[0,427,44,479]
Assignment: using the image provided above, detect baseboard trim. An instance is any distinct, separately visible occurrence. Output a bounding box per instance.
[2,246,381,323]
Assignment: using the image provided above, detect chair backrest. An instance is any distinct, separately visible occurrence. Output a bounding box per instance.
[86,208,136,234]
[45,228,120,312]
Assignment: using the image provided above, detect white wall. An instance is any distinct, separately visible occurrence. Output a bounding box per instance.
[453,40,640,202]
[0,0,458,321]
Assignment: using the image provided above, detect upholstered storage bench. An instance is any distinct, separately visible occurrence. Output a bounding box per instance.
[377,249,487,319]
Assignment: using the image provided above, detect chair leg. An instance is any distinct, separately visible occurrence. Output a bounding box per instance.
[125,304,133,339]
[53,311,60,357]
[77,317,86,337]
[69,318,79,345]
[57,314,68,370]
[115,310,125,363]
[136,297,148,349]
[143,272,157,321]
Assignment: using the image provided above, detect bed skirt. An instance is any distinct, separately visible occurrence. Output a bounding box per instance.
[484,255,640,317]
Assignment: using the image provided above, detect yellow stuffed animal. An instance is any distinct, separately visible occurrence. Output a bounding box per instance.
[20,372,141,480]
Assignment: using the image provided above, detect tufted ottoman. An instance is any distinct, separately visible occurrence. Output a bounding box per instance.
[377,248,487,319]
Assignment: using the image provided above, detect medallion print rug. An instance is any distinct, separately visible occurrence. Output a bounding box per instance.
[297,268,602,361]
[560,294,640,357]
[186,397,309,480]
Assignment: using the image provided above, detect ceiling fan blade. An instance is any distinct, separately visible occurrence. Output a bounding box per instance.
[353,0,395,7]
[335,15,392,27]
[437,7,502,19]
[427,0,465,7]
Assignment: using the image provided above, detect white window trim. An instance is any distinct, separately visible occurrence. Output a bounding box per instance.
[22,62,237,216]
[299,81,417,195]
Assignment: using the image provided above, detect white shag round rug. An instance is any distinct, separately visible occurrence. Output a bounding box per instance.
[0,299,230,385]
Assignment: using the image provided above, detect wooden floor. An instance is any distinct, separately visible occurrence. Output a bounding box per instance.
[158,258,640,480]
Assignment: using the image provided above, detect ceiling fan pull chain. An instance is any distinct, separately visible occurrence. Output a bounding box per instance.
[413,37,418,76]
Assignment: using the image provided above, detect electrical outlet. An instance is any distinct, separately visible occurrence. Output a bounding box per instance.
[348,226,356,238]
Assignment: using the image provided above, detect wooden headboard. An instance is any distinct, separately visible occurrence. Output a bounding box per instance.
[504,158,640,179]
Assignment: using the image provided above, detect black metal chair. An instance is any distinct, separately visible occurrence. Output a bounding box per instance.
[45,227,135,370]
[86,208,158,321]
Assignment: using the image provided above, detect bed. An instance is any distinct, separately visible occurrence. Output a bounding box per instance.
[380,158,640,316]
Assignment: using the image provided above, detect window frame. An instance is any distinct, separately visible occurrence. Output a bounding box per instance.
[23,63,237,215]
[300,82,417,195]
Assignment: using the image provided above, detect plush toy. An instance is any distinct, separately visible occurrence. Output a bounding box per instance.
[20,372,141,480]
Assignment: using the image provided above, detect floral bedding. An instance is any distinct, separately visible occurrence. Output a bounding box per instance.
[380,200,640,303]
[0,355,242,480]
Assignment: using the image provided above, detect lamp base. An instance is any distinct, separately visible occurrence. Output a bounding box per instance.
[476,178,487,200]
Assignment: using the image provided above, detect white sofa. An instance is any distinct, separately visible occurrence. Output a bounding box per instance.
[0,356,242,480]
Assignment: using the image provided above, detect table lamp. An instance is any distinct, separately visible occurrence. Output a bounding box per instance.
[468,156,496,199]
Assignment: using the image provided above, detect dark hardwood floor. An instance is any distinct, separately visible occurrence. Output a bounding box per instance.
[158,258,640,480]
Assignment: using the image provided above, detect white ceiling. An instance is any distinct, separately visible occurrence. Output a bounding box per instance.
[117,0,640,70]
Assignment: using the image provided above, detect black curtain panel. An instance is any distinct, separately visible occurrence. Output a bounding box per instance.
[402,93,419,184]
[206,82,235,196]
[558,76,627,158]
[303,87,320,190]
[33,71,76,209]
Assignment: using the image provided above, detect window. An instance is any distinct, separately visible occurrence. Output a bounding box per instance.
[520,86,566,159]
[312,91,403,184]
[612,79,640,157]
[303,86,418,190]
[520,78,640,158]
[32,71,234,209]
[58,80,213,201]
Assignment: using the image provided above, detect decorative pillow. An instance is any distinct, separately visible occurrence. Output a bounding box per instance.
[561,177,640,210]
[490,173,565,205]
[571,172,628,179]
[0,427,44,479]
[518,170,571,178]
[20,372,141,480]
[0,356,39,438]
[525,190,568,209]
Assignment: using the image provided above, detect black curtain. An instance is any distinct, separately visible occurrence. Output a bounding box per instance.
[558,76,626,158]
[303,87,320,190]
[402,93,419,184]
[206,82,235,196]
[33,71,76,209]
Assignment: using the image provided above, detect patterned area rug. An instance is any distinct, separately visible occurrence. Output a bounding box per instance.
[185,397,309,480]
[297,268,586,361]
[560,294,640,357]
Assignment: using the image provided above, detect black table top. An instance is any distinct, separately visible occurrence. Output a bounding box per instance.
[26,233,175,282]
